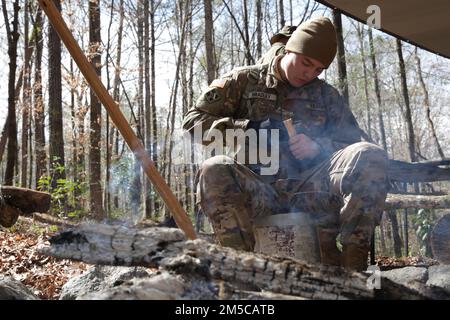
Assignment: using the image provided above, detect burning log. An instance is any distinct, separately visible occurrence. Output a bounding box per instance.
[385,193,450,210]
[39,223,437,300]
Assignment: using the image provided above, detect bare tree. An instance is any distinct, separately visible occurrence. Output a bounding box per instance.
[204,0,216,84]
[0,117,8,165]
[223,0,254,65]
[396,39,416,162]
[33,5,46,187]
[332,9,349,105]
[110,0,125,211]
[150,0,159,216]
[89,0,105,219]
[278,0,285,29]
[368,27,387,151]
[48,0,66,190]
[256,0,262,58]
[21,0,31,187]
[355,24,372,140]
[387,210,403,257]
[414,48,445,160]
[2,0,20,185]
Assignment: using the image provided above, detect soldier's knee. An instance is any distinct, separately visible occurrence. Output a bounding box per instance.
[199,155,235,180]
[349,142,388,170]
[200,155,234,174]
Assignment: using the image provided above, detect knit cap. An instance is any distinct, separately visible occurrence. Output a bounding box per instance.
[285,17,337,67]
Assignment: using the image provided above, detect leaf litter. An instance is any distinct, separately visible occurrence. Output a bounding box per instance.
[0,216,89,300]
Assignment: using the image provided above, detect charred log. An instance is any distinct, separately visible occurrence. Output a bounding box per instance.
[39,223,435,300]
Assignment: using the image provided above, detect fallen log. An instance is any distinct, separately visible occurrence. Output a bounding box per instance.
[0,186,51,214]
[39,223,436,300]
[388,159,450,183]
[385,193,450,210]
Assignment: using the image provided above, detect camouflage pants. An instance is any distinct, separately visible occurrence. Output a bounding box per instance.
[197,142,388,253]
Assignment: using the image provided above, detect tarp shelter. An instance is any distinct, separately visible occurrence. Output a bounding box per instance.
[315,0,450,59]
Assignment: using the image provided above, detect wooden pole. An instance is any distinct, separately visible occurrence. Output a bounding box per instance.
[38,0,196,240]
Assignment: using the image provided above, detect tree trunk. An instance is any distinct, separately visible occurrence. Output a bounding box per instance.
[111,0,124,212]
[414,48,445,160]
[21,0,31,188]
[103,0,114,217]
[0,116,8,166]
[403,208,409,256]
[150,0,159,216]
[387,210,403,258]
[222,0,254,65]
[144,0,152,218]
[332,10,349,105]
[163,0,190,223]
[278,0,285,29]
[356,24,372,140]
[256,0,262,59]
[88,0,105,219]
[242,0,253,65]
[379,218,387,255]
[368,28,387,151]
[2,0,20,185]
[48,0,66,190]
[33,6,46,187]
[204,0,216,84]
[130,0,144,220]
[289,0,293,25]
[396,39,416,162]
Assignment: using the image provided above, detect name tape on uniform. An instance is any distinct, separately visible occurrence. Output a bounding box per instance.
[249,91,277,101]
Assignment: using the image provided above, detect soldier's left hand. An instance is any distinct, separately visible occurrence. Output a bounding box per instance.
[289,133,321,160]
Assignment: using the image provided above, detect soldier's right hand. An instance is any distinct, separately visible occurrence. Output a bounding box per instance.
[289,133,321,160]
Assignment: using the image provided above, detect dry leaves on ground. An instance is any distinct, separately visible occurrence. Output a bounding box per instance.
[376,255,439,270]
[0,216,89,300]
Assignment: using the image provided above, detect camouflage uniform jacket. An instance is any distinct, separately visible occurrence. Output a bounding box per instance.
[256,42,287,65]
[182,55,366,178]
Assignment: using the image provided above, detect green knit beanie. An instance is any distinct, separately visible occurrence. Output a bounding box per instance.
[285,17,337,68]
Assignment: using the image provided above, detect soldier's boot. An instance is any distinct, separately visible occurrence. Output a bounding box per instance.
[341,243,370,271]
[207,210,255,251]
[316,229,341,266]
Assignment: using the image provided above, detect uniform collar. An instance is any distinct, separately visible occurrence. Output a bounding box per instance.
[266,55,288,89]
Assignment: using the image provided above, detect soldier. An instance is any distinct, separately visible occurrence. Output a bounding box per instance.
[182,17,388,271]
[257,25,297,64]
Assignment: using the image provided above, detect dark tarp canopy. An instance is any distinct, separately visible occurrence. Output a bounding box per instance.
[315,0,450,59]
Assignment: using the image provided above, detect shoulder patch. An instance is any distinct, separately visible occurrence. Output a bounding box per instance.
[209,79,228,89]
[204,88,221,103]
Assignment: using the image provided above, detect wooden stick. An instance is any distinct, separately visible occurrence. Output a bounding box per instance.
[38,0,196,240]
[283,118,297,138]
